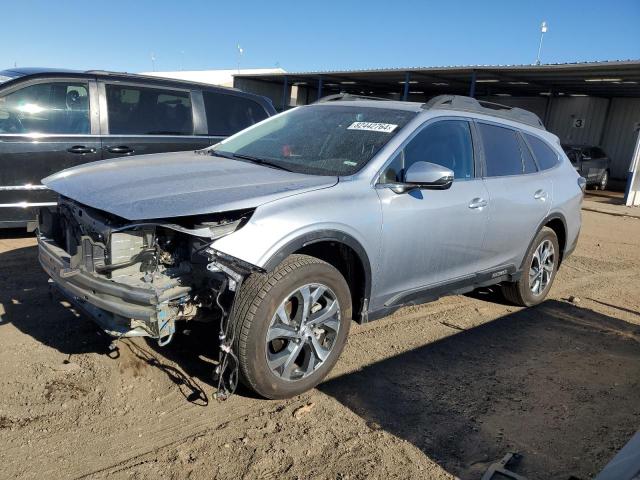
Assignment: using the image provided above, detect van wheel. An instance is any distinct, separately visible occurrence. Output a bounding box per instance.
[501,227,560,307]
[232,254,352,399]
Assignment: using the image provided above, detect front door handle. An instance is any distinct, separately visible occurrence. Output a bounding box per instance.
[106,145,134,154]
[468,198,488,209]
[67,145,96,154]
[534,189,548,201]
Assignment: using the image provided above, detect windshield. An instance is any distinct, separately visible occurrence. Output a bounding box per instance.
[211,104,416,176]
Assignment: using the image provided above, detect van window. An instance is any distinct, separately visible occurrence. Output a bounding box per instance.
[0,82,90,134]
[105,84,193,135]
[524,134,559,171]
[591,147,606,159]
[203,91,268,136]
[478,123,523,177]
[381,120,474,183]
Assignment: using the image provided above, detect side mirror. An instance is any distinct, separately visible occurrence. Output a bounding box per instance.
[402,161,454,191]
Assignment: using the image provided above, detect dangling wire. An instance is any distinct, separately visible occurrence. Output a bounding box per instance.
[213,277,240,400]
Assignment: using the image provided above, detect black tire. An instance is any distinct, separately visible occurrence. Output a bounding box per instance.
[231,254,352,399]
[501,227,560,307]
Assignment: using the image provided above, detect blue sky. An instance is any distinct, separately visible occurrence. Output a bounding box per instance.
[3,0,639,73]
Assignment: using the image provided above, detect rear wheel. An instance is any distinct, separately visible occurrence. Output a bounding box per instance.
[232,254,352,399]
[501,227,560,307]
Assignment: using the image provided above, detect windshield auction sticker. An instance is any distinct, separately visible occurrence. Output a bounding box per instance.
[347,122,398,133]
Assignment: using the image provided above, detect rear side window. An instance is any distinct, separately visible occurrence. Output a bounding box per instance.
[203,91,268,136]
[105,84,193,135]
[0,81,90,134]
[524,134,559,171]
[478,123,523,177]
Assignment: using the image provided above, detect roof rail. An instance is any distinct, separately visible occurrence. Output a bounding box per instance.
[315,93,392,103]
[423,95,545,129]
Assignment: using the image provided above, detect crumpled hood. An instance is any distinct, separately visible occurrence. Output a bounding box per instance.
[43,151,338,220]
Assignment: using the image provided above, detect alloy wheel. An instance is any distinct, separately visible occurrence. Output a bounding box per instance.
[265,283,341,381]
[529,239,555,296]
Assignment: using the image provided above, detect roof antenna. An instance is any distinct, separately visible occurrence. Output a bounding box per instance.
[237,44,244,73]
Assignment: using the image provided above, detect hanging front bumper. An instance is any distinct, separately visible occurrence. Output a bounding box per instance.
[38,235,190,339]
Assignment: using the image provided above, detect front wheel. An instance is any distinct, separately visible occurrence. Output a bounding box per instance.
[232,254,352,399]
[501,227,560,307]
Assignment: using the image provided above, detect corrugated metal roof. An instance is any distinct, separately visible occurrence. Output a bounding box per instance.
[235,60,640,77]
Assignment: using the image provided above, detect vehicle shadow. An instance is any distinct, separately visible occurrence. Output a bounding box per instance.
[584,191,624,205]
[0,243,245,400]
[0,244,111,356]
[319,300,640,480]
[0,227,33,240]
[465,285,512,306]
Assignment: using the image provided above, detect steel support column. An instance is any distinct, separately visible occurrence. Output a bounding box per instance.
[282,76,289,111]
[469,70,477,98]
[402,72,410,101]
[317,77,323,101]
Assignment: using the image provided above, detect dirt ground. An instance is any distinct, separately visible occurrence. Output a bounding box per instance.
[1,207,639,480]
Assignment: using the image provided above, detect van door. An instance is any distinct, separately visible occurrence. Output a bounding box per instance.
[99,82,210,161]
[478,123,552,270]
[0,77,100,227]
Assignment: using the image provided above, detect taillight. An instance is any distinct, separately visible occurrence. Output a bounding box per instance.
[577,177,587,193]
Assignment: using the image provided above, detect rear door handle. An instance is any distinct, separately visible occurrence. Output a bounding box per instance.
[106,146,134,154]
[468,198,488,209]
[67,145,96,154]
[534,189,548,201]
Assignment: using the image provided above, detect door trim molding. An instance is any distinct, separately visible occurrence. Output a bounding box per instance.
[367,264,519,322]
[0,185,49,191]
[0,201,57,208]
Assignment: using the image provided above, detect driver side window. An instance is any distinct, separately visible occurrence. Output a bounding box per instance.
[0,81,90,134]
[380,119,474,183]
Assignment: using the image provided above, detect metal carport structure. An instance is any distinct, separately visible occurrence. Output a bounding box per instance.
[234,60,640,197]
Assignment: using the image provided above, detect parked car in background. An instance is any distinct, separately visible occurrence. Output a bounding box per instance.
[37,95,583,399]
[562,144,611,191]
[0,68,275,228]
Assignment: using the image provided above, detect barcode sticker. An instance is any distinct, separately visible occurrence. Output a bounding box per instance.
[347,122,398,133]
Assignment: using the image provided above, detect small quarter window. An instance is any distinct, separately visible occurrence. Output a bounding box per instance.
[524,134,559,171]
[518,134,538,174]
[478,123,524,177]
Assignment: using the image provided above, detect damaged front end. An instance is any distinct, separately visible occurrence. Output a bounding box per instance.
[37,197,261,345]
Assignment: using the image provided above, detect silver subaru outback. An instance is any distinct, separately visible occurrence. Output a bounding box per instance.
[37,95,583,399]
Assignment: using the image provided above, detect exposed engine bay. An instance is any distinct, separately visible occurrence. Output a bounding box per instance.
[37,197,260,346]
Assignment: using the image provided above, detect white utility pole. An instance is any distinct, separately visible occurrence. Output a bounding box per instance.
[624,129,640,206]
[536,21,548,65]
[237,44,244,73]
